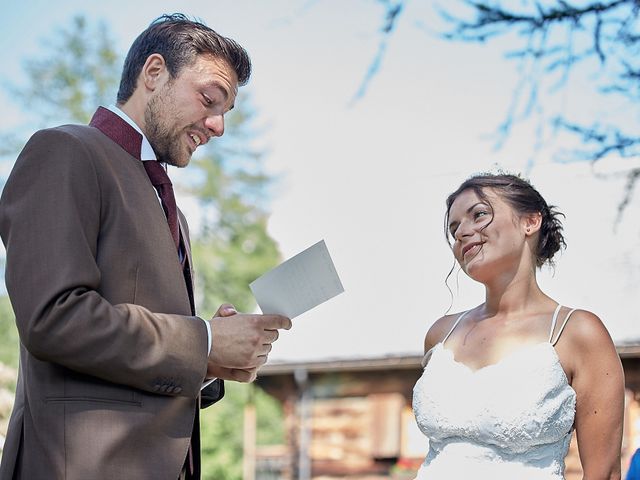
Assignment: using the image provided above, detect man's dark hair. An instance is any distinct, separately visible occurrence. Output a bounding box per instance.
[117,13,251,103]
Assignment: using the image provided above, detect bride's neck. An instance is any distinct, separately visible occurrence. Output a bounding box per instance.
[483,271,546,316]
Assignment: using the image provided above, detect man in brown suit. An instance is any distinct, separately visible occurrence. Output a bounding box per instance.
[0,14,291,480]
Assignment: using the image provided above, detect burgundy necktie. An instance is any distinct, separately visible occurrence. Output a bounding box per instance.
[143,161,180,252]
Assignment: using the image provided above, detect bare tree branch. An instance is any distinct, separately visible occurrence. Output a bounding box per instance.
[351,0,407,104]
[439,0,640,220]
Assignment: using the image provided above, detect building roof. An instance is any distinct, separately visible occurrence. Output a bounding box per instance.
[617,342,640,359]
[260,354,423,375]
[260,342,640,375]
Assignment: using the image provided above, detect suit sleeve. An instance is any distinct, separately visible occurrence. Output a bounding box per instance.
[0,128,208,399]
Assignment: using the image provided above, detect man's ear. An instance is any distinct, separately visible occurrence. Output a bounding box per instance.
[140,54,169,92]
[523,212,542,236]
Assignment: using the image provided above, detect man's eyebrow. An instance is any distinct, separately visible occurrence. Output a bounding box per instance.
[220,86,231,102]
[204,79,230,100]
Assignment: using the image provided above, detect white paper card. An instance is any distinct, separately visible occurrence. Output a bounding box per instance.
[250,240,344,318]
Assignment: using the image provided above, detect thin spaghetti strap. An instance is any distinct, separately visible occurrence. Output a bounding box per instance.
[551,309,578,346]
[442,310,471,346]
[547,304,563,343]
[422,310,473,368]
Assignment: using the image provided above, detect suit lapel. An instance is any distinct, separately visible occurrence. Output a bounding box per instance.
[89,107,143,159]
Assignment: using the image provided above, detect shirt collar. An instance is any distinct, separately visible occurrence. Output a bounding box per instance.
[106,105,157,161]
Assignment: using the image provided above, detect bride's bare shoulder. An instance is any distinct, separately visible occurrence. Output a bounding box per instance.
[424,312,466,353]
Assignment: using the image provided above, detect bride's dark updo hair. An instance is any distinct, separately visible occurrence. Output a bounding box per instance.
[445,173,566,267]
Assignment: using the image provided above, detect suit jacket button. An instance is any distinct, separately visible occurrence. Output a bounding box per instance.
[173,386,182,394]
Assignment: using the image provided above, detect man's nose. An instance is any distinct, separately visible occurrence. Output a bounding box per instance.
[204,114,225,137]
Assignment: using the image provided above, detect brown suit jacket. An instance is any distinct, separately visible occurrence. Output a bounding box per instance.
[0,116,219,479]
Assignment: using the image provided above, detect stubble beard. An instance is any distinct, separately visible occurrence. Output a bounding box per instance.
[144,87,190,168]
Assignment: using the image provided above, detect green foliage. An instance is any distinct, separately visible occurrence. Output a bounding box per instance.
[255,387,286,447]
[440,0,640,217]
[192,214,280,315]
[0,296,18,370]
[189,95,280,316]
[201,383,245,480]
[10,15,120,125]
[200,383,284,480]
[0,16,121,379]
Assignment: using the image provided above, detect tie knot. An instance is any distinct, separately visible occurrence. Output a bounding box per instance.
[143,161,172,187]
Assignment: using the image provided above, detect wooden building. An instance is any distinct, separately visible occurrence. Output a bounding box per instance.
[250,342,640,479]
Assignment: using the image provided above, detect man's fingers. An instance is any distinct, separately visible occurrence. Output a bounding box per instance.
[214,303,237,318]
[262,329,279,344]
[257,343,273,357]
[231,368,258,383]
[245,353,269,368]
[207,365,258,383]
[207,365,236,380]
[208,312,289,370]
[258,314,292,330]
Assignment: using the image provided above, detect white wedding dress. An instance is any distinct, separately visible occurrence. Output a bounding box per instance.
[412,306,577,479]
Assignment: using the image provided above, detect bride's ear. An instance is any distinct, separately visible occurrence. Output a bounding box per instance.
[523,212,542,236]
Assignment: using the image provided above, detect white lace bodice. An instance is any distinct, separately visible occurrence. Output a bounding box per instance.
[412,308,577,479]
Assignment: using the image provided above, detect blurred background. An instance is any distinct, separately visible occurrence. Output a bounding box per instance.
[1,1,639,478]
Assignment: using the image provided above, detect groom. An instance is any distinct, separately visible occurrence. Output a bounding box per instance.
[0,14,291,480]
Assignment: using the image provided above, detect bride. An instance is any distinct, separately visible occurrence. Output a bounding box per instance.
[413,173,624,479]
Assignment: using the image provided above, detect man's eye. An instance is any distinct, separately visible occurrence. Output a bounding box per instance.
[474,211,488,220]
[202,94,213,105]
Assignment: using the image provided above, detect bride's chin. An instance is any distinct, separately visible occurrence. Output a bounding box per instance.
[462,260,489,281]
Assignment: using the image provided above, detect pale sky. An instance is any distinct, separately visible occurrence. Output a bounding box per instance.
[1,1,639,362]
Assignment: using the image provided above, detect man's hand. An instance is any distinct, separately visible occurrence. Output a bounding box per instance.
[206,303,291,381]
[207,365,259,383]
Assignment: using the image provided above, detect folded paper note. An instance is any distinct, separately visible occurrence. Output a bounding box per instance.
[250,240,344,318]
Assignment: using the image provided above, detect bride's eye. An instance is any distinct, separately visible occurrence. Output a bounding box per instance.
[474,209,489,221]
